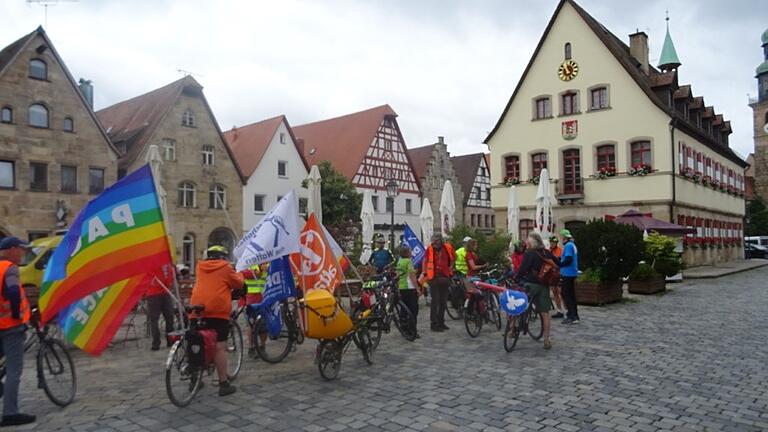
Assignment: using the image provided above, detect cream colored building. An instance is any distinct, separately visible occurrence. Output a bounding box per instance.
[486,0,747,266]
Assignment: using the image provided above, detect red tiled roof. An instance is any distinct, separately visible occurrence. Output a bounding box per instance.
[690,96,704,109]
[451,153,484,205]
[224,115,308,179]
[673,84,691,100]
[702,106,715,119]
[293,104,397,179]
[407,144,436,180]
[650,70,677,87]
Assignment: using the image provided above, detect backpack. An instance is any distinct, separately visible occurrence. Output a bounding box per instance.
[536,251,561,286]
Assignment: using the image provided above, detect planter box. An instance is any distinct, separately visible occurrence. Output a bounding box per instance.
[576,280,623,305]
[628,276,666,295]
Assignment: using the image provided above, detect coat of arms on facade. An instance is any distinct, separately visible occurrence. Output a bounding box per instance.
[561,120,578,140]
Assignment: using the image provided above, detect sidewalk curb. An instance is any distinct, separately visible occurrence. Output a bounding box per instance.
[683,261,768,279]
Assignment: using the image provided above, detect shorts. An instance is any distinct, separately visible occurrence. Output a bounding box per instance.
[524,282,553,312]
[201,317,230,342]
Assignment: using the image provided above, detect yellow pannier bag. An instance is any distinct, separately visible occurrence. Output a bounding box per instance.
[303,289,353,339]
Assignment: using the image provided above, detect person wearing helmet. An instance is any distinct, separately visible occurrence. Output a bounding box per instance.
[189,245,245,396]
[369,237,394,274]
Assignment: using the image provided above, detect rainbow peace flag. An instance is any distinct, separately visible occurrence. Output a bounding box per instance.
[58,274,151,355]
[40,164,172,324]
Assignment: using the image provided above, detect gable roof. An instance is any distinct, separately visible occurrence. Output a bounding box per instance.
[483,0,746,168]
[96,76,245,182]
[407,144,436,180]
[451,153,484,205]
[0,27,120,157]
[292,104,397,179]
[224,115,309,179]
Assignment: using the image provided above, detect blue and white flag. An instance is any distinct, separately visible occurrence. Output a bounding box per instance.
[234,190,302,271]
[403,224,426,266]
[261,256,297,308]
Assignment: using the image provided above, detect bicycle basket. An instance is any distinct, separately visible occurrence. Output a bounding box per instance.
[303,289,353,339]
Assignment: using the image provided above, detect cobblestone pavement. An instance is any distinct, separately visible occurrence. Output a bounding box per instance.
[11,267,768,431]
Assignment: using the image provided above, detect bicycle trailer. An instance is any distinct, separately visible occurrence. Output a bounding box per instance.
[303,289,353,340]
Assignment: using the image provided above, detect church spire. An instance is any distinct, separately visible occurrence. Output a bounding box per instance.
[658,11,681,72]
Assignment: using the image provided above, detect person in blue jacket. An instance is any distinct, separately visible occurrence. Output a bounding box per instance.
[558,229,580,325]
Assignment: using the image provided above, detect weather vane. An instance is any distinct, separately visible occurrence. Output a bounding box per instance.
[26,0,79,28]
[177,69,204,78]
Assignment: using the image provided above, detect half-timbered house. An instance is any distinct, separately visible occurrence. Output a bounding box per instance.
[293,105,421,242]
[452,152,495,233]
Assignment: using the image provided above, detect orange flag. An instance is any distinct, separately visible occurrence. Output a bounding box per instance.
[291,214,343,293]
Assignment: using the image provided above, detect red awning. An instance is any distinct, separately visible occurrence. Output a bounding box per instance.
[612,209,696,235]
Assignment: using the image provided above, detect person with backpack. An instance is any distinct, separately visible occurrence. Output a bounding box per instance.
[559,229,580,325]
[514,232,557,350]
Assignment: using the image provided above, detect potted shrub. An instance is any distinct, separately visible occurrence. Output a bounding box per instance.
[628,262,664,294]
[573,219,644,305]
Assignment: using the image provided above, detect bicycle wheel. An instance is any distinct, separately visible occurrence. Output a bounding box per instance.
[527,307,544,341]
[37,338,77,407]
[287,301,305,345]
[227,321,244,379]
[253,309,294,364]
[392,302,417,341]
[487,292,502,331]
[503,316,520,352]
[317,340,341,381]
[464,305,483,338]
[446,285,463,320]
[357,327,374,365]
[165,339,203,407]
[353,303,382,350]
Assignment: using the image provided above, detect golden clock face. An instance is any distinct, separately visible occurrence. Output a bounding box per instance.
[558,59,579,81]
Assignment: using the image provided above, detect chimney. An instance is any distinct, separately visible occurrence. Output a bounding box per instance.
[78,78,94,108]
[296,138,305,154]
[629,31,650,75]
[437,136,444,145]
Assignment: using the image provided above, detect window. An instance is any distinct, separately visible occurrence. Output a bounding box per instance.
[534,97,551,119]
[0,161,15,189]
[383,139,392,151]
[504,155,520,181]
[474,186,481,200]
[561,92,578,115]
[696,152,703,174]
[471,214,476,227]
[630,141,651,167]
[63,117,74,132]
[279,132,286,144]
[29,162,47,191]
[61,165,77,193]
[28,104,48,128]
[519,219,535,240]
[29,59,47,80]
[278,161,287,177]
[372,195,379,212]
[596,144,615,171]
[686,147,693,169]
[178,182,196,208]
[27,231,50,242]
[531,152,547,178]
[678,143,685,172]
[480,167,486,177]
[182,110,195,127]
[485,189,491,201]
[491,215,495,227]
[562,149,582,194]
[182,234,195,274]
[405,199,412,214]
[202,145,214,165]
[564,42,572,60]
[1,107,12,123]
[209,184,226,209]
[714,162,721,182]
[254,194,265,212]
[386,197,394,212]
[705,157,712,177]
[590,87,608,110]
[484,215,490,228]
[162,139,176,161]
[299,198,308,215]
[88,168,104,194]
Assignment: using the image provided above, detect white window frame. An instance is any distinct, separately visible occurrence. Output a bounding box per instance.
[162,139,176,161]
[182,110,195,127]
[202,145,214,166]
[209,184,226,209]
[179,182,196,208]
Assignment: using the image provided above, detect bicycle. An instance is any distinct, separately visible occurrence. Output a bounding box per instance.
[165,305,244,407]
[354,271,417,346]
[315,308,376,381]
[445,275,465,320]
[0,308,76,407]
[243,297,304,364]
[503,286,544,352]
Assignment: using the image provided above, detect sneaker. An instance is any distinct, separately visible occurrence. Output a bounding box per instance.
[414,333,421,339]
[562,318,574,325]
[570,319,580,324]
[150,345,160,351]
[552,312,564,319]
[1,413,36,426]
[218,381,237,396]
[440,324,450,331]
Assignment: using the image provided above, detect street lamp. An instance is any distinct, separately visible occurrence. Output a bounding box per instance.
[386,178,399,251]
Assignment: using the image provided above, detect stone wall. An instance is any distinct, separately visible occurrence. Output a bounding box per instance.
[752,100,768,204]
[417,142,464,233]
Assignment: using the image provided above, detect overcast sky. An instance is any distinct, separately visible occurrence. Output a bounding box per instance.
[2,0,766,159]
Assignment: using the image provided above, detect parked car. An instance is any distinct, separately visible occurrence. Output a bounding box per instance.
[744,243,768,259]
[18,235,62,306]
[744,236,768,247]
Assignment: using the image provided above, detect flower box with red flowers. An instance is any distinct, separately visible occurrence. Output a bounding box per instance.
[628,163,652,176]
[710,180,720,190]
[682,168,695,179]
[701,175,711,186]
[503,176,520,186]
[595,167,617,179]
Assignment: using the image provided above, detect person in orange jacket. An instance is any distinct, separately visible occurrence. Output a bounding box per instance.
[421,234,455,332]
[189,245,245,396]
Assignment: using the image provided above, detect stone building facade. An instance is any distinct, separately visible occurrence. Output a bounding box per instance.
[408,137,465,238]
[751,28,768,204]
[0,27,119,240]
[97,77,244,273]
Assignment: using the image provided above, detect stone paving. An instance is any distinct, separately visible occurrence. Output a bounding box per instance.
[11,267,768,431]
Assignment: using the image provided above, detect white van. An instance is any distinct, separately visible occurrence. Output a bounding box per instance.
[745,236,768,247]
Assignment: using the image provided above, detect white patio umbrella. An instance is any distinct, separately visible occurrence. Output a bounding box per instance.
[145,145,169,226]
[419,197,434,243]
[534,168,552,243]
[507,186,519,243]
[439,180,456,238]
[306,165,323,224]
[359,190,375,264]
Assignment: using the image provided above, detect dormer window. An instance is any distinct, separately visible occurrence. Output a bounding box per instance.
[29,59,47,80]
[182,110,195,127]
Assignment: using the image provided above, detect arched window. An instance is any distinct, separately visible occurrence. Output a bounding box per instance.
[209,184,226,209]
[630,141,652,167]
[531,152,547,178]
[29,59,47,80]
[564,43,572,60]
[182,233,196,274]
[0,106,11,123]
[182,110,195,127]
[178,182,196,208]
[596,144,615,171]
[28,104,48,128]
[63,117,74,132]
[519,219,535,240]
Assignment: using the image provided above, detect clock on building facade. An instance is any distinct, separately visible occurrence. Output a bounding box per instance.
[558,59,579,81]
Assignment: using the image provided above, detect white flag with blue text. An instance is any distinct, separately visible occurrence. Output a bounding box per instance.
[234,190,302,271]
